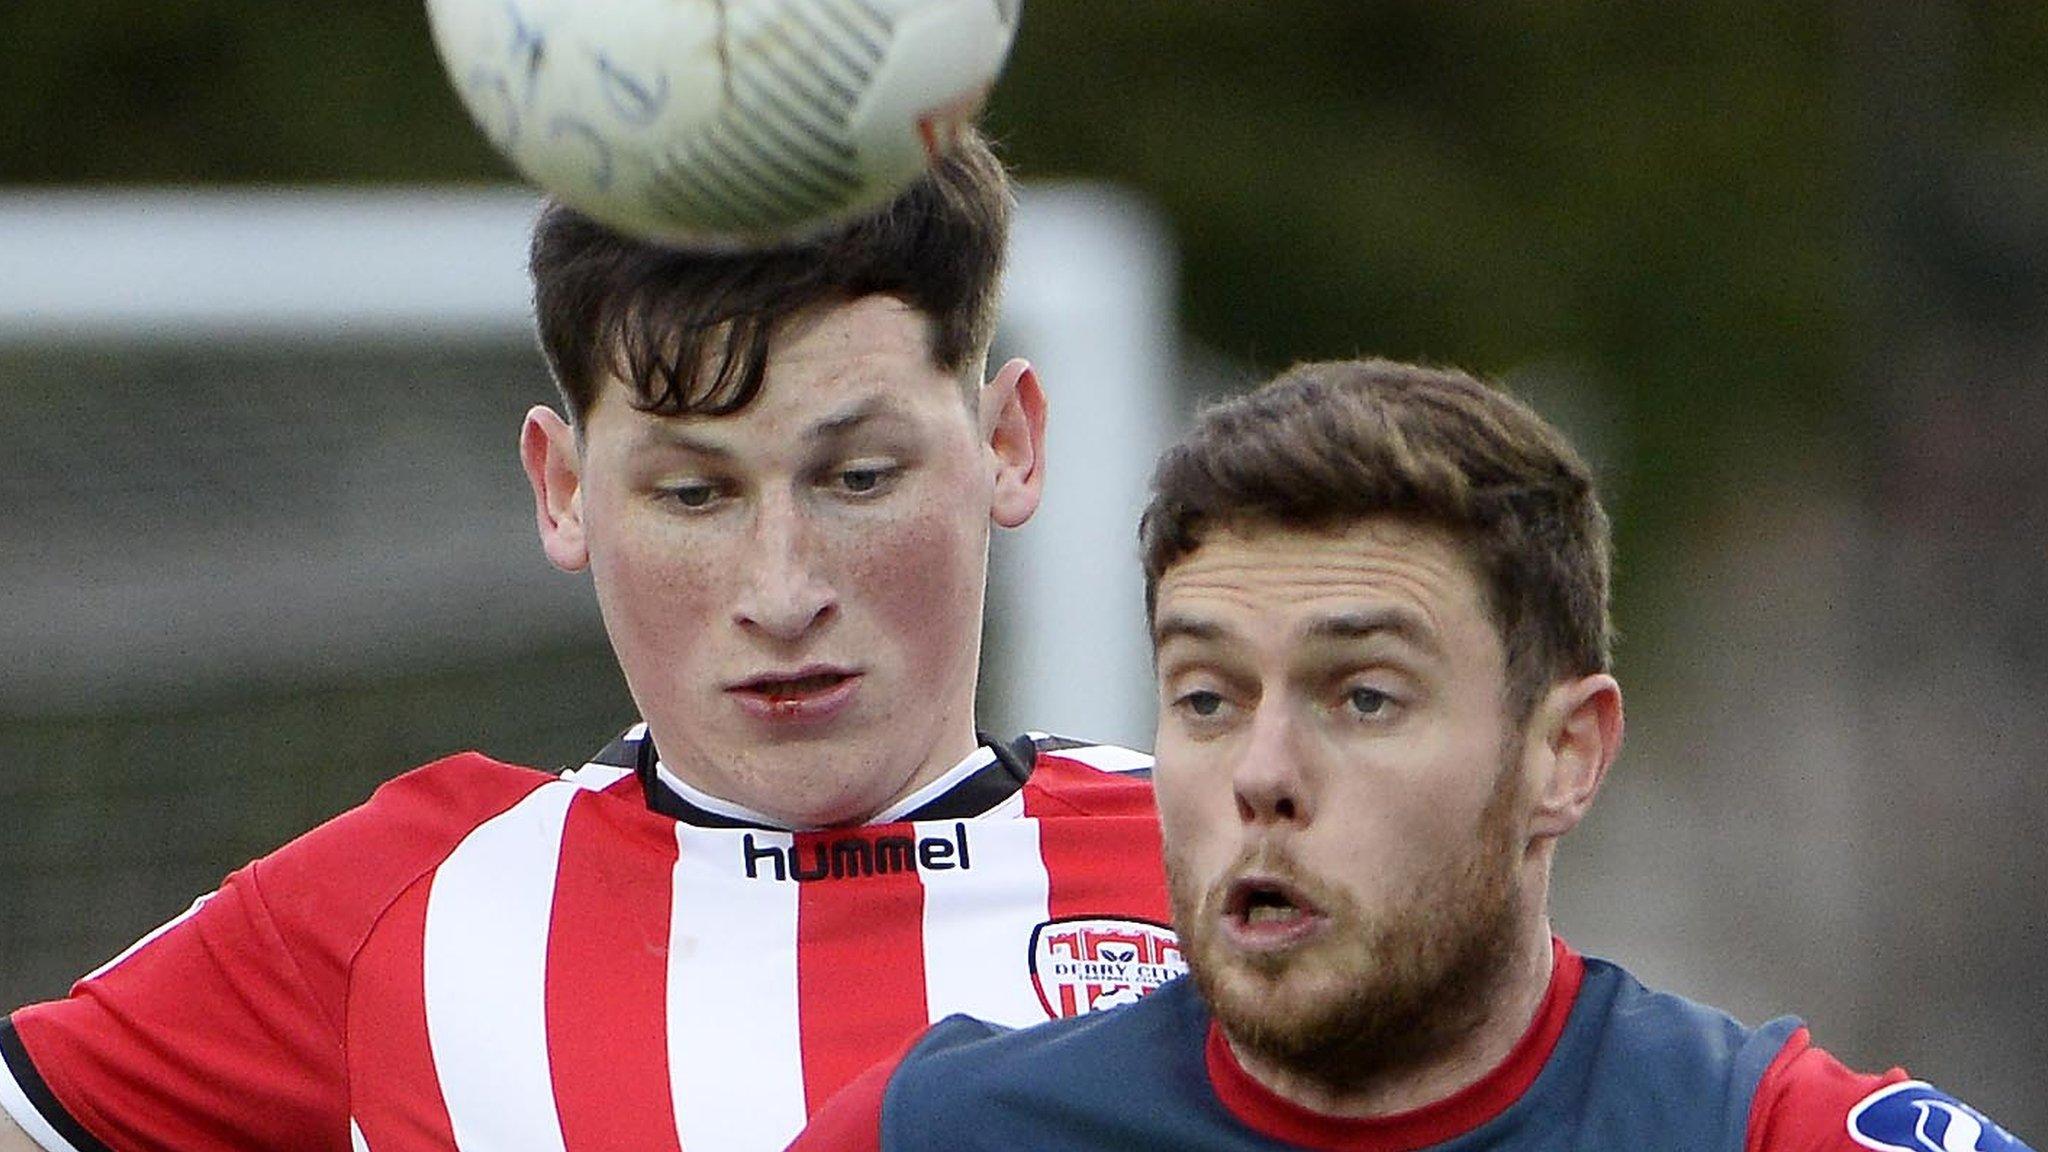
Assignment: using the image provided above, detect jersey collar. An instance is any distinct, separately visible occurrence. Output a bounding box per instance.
[579,723,1035,830]
[1204,937,1585,1151]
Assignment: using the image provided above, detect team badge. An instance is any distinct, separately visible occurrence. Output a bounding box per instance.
[1848,1081,2034,1152]
[1028,917,1187,1019]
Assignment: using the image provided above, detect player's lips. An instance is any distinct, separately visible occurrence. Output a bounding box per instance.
[726,666,862,722]
[1220,874,1328,950]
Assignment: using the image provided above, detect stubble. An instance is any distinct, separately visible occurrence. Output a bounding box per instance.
[1168,756,1527,1097]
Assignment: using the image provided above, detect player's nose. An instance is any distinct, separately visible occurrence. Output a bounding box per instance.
[1232,700,1312,827]
[733,495,836,640]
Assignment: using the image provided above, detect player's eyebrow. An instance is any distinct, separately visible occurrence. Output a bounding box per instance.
[1152,606,1441,655]
[629,395,908,457]
[1303,607,1441,656]
[805,395,910,444]
[1151,614,1226,650]
[633,422,733,459]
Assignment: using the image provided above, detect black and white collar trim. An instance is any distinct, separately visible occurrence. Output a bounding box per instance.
[578,723,1037,830]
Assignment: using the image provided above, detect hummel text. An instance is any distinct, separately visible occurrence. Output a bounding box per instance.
[741,823,973,882]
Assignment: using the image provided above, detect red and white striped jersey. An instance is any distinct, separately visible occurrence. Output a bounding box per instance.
[1,729,1178,1152]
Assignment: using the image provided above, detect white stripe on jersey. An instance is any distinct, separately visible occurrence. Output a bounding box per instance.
[558,763,632,791]
[666,827,807,1152]
[0,1054,86,1152]
[423,781,577,1152]
[916,818,1052,1027]
[350,1117,372,1152]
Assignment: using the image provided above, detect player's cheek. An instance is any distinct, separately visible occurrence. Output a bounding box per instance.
[848,506,986,646]
[596,537,727,671]
[1150,745,1220,854]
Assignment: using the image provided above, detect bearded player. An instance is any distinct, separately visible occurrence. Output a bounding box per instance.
[795,358,2033,1150]
[0,132,1179,1152]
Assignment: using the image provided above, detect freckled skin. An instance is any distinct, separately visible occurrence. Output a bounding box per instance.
[1150,519,1591,1115]
[523,295,1044,829]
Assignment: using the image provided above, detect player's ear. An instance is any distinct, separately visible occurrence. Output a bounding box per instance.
[1524,673,1623,841]
[981,357,1046,529]
[521,405,591,573]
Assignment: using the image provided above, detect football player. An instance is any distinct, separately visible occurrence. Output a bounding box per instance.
[795,359,2034,1151]
[0,132,1178,1152]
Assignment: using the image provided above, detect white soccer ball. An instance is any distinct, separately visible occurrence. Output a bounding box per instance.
[425,0,1021,247]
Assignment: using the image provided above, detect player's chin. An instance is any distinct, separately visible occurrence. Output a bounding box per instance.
[1205,956,1354,1039]
[728,770,860,828]
[776,754,910,827]
[1201,932,1350,1001]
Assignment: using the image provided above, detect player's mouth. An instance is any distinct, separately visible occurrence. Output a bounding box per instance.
[1220,875,1328,951]
[727,667,862,723]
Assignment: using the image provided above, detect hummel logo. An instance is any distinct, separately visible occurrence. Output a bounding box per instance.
[741,823,972,882]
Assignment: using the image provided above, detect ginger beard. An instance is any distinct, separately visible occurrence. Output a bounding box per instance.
[1167,741,1527,1094]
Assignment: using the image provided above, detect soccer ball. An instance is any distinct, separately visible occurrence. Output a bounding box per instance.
[426,0,1022,247]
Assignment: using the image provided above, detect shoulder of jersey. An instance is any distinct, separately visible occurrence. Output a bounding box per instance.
[1020,733,1156,818]
[251,752,561,922]
[362,751,564,831]
[1750,1027,2034,1152]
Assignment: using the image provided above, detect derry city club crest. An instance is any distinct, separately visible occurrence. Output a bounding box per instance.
[1028,917,1187,1019]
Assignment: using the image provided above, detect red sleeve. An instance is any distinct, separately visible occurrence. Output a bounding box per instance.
[1020,749,1159,819]
[786,1032,920,1152]
[5,754,548,1152]
[1745,1027,1908,1151]
[8,857,352,1152]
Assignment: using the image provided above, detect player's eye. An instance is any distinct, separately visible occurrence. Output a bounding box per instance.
[834,464,897,495]
[1346,687,1391,717]
[1177,689,1225,718]
[662,481,720,509]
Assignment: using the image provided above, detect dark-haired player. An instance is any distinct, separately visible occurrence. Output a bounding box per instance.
[0,133,1179,1152]
[796,359,2033,1151]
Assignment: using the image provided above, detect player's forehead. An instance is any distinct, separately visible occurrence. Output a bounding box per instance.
[585,293,963,430]
[768,294,948,381]
[590,312,975,458]
[1152,520,1494,664]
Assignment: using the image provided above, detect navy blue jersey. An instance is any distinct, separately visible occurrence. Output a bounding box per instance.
[796,942,2034,1152]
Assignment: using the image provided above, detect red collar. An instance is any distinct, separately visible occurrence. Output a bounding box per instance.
[1205,937,1584,1151]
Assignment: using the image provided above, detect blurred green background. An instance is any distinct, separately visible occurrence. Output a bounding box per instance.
[3,0,2044,1133]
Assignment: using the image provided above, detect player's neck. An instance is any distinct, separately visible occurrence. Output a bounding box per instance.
[860,721,987,822]
[1231,919,1559,1119]
[646,714,984,830]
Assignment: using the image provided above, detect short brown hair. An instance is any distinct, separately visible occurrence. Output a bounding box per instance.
[1140,358,1612,722]
[529,129,1013,424]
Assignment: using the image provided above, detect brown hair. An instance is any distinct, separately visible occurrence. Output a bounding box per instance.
[1140,358,1613,722]
[529,129,1013,424]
